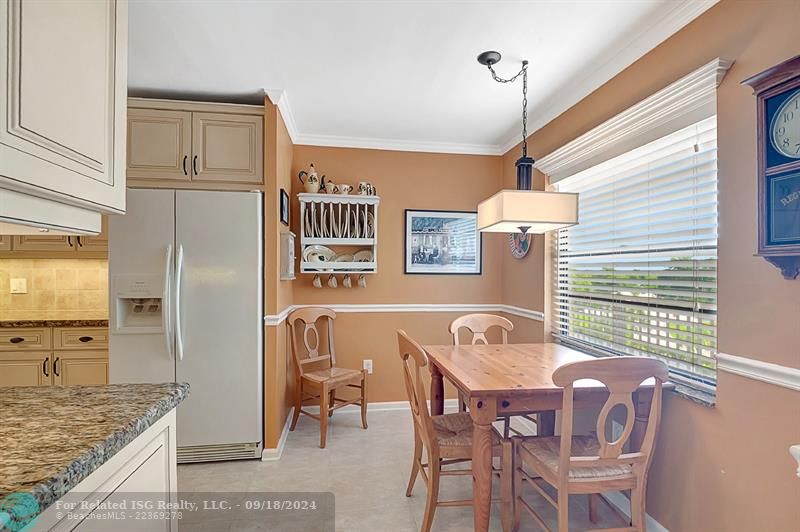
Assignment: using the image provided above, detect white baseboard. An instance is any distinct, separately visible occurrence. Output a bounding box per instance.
[603,491,669,532]
[260,407,294,461]
[303,398,460,415]
[261,400,461,461]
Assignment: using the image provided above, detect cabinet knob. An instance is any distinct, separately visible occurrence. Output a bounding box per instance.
[183,155,188,175]
[43,357,50,377]
[78,336,94,343]
[9,337,24,344]
[54,357,60,377]
[192,155,198,175]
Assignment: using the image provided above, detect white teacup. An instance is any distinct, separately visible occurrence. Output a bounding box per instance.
[335,184,353,195]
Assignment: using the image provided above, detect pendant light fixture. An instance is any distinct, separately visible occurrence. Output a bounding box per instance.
[476,51,578,234]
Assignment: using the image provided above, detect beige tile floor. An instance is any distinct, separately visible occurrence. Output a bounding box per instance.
[178,409,627,532]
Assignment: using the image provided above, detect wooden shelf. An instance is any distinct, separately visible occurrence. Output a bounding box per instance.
[300,261,376,273]
[303,237,375,246]
[299,193,380,278]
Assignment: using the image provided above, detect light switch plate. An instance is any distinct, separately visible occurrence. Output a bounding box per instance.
[10,278,27,294]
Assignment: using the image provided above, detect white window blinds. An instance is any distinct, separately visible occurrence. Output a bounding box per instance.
[553,117,718,387]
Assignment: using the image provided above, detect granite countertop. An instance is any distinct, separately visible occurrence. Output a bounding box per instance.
[0,383,189,519]
[0,319,109,328]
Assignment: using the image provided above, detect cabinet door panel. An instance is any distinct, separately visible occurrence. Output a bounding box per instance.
[0,351,50,386]
[0,235,10,251]
[127,108,192,180]
[192,112,263,183]
[0,0,127,212]
[54,351,108,385]
[77,215,109,253]
[12,234,75,253]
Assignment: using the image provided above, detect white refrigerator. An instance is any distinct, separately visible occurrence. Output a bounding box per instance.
[109,189,263,462]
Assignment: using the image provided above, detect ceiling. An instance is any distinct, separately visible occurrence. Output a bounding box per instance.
[128,0,717,155]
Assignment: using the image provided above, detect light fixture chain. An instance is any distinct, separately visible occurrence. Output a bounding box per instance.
[487,61,529,156]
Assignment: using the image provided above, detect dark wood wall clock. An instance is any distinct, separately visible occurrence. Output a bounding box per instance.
[743,55,800,279]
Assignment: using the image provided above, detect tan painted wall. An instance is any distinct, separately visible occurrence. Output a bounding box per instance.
[289,145,509,404]
[499,1,800,529]
[264,97,295,448]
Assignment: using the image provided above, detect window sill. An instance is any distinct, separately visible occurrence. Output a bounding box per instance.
[670,383,716,407]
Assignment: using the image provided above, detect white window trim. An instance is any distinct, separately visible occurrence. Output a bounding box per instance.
[535,57,732,183]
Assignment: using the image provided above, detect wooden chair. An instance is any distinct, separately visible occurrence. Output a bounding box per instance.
[397,329,513,532]
[288,307,368,448]
[512,357,669,532]
[450,313,536,438]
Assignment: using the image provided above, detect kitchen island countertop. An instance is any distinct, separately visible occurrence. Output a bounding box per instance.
[0,383,189,518]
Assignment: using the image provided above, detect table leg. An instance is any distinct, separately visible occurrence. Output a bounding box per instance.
[631,390,651,452]
[469,397,497,532]
[538,411,556,437]
[430,363,445,416]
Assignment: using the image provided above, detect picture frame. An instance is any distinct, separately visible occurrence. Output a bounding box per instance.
[280,189,290,226]
[404,209,482,275]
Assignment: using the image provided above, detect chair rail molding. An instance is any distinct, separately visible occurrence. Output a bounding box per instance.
[535,57,733,183]
[263,303,544,326]
[716,352,800,391]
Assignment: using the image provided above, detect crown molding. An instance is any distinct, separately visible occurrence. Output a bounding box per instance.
[294,133,504,156]
[534,56,732,182]
[716,353,800,391]
[263,303,544,326]
[264,89,299,144]
[500,0,721,156]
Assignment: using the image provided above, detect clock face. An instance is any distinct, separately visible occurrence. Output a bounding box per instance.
[770,89,800,159]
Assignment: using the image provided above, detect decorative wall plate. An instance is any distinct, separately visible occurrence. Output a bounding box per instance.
[508,233,532,259]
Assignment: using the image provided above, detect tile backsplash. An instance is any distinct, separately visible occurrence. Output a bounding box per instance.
[0,259,108,320]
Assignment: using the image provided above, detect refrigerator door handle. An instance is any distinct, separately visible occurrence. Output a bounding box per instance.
[175,244,185,361]
[162,244,174,359]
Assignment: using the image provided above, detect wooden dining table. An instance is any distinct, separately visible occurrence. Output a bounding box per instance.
[422,342,663,532]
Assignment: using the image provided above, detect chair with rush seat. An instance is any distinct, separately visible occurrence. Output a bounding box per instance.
[449,313,537,438]
[512,357,669,532]
[397,329,513,532]
[287,307,368,448]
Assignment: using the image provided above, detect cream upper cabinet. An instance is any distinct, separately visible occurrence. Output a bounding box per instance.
[0,235,10,251]
[77,215,110,253]
[12,234,75,253]
[0,0,128,222]
[126,99,264,186]
[192,112,264,184]
[127,109,192,181]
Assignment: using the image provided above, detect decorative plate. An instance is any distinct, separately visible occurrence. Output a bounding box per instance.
[508,233,532,259]
[303,245,336,263]
[353,250,374,262]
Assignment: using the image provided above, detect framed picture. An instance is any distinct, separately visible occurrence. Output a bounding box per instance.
[280,189,290,226]
[404,209,482,274]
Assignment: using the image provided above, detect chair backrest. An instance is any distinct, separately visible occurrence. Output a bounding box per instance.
[449,313,513,345]
[287,307,337,378]
[552,357,669,480]
[397,330,436,452]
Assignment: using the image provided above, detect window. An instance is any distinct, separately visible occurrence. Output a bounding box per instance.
[553,117,718,389]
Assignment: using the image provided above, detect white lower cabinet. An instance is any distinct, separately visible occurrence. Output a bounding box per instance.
[33,410,178,532]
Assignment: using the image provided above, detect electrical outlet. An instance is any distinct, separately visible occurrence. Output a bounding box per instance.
[10,278,27,294]
[363,359,373,374]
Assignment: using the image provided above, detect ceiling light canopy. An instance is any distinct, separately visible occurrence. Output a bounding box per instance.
[476,51,578,234]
